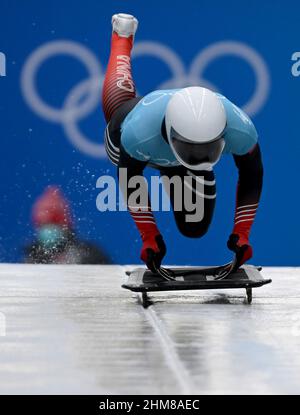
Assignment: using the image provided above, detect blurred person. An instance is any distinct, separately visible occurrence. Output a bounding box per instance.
[25,186,111,264]
[102,14,263,272]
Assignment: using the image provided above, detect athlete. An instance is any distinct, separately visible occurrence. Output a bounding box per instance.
[102,13,263,272]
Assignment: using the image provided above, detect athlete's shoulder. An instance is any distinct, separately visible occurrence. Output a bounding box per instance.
[120,89,180,162]
[217,93,258,155]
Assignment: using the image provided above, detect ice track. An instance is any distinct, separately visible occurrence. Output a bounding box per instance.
[0,264,299,394]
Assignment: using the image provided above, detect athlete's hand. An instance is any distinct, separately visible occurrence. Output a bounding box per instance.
[227,233,253,268]
[141,233,166,273]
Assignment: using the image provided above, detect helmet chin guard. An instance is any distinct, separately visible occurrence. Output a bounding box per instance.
[165,86,226,170]
[169,126,225,170]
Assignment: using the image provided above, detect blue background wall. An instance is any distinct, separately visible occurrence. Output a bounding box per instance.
[0,0,298,265]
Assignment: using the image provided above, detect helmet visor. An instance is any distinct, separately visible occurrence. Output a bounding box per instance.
[170,127,225,168]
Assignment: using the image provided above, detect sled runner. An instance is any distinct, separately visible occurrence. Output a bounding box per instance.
[122,264,271,307]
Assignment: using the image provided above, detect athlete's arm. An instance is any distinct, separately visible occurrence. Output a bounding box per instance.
[227,143,263,265]
[118,146,166,271]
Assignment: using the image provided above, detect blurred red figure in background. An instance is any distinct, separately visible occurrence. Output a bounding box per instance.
[32,185,73,230]
[25,186,111,264]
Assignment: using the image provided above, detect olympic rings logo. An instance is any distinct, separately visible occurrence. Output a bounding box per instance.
[21,40,270,159]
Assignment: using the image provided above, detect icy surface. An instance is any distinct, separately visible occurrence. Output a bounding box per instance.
[0,264,299,394]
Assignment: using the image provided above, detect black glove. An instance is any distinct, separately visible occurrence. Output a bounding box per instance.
[227,233,253,268]
[141,234,166,273]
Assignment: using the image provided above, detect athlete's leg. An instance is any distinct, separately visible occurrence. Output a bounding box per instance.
[102,14,138,122]
[161,166,216,238]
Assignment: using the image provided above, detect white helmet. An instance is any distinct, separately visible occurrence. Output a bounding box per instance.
[165,87,227,170]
